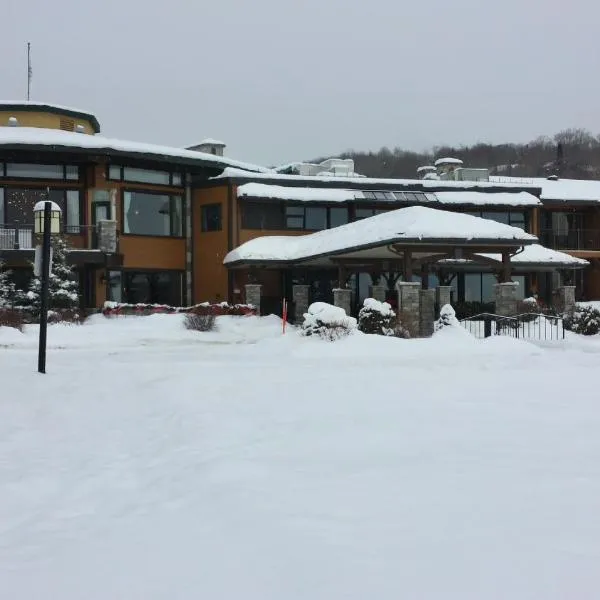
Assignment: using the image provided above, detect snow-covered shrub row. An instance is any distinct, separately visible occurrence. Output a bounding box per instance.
[0,309,25,331]
[358,298,395,336]
[434,304,460,331]
[563,306,600,336]
[102,302,256,317]
[301,302,357,341]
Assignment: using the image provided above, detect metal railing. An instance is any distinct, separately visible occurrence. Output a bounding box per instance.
[0,224,93,250]
[539,228,600,251]
[460,312,564,341]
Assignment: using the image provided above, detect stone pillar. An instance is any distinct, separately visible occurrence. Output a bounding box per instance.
[436,286,452,314]
[369,284,387,303]
[292,284,310,324]
[494,282,518,316]
[245,284,262,315]
[419,289,436,338]
[97,220,117,253]
[557,285,576,314]
[396,282,420,337]
[333,288,352,315]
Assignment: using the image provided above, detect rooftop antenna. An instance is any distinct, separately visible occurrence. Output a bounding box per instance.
[27,42,32,101]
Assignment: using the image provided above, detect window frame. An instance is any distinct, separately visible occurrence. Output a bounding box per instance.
[121,188,184,238]
[0,162,80,181]
[107,165,183,187]
[200,203,223,232]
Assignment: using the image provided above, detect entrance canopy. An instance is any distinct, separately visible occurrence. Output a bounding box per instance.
[224,206,537,269]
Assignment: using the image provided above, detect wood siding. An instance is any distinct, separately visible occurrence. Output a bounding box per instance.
[0,110,95,134]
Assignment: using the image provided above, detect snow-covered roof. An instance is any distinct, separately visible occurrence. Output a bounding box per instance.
[434,157,463,167]
[417,165,437,173]
[439,244,588,269]
[0,101,101,132]
[489,176,600,204]
[0,127,268,173]
[224,206,537,266]
[218,167,539,193]
[237,183,540,207]
[189,138,226,147]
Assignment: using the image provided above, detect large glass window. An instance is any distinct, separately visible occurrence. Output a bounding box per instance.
[123,191,182,236]
[0,188,4,224]
[330,207,349,228]
[65,190,81,233]
[201,204,222,232]
[285,206,304,229]
[241,202,284,230]
[305,206,327,230]
[121,271,183,305]
[477,210,526,230]
[107,166,182,187]
[3,188,81,230]
[3,163,78,180]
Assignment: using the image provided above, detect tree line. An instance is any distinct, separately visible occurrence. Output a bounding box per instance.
[319,128,600,180]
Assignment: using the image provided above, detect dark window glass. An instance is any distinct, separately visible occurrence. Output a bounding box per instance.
[65,166,79,181]
[107,271,122,302]
[108,165,122,180]
[362,191,376,200]
[464,273,482,302]
[305,206,327,230]
[123,191,182,236]
[3,188,79,229]
[329,207,349,228]
[123,167,171,186]
[404,192,422,202]
[201,204,222,232]
[509,211,526,229]
[355,208,375,220]
[393,191,407,201]
[241,202,283,229]
[0,188,4,224]
[482,211,510,224]
[5,164,66,180]
[123,271,182,305]
[286,206,304,229]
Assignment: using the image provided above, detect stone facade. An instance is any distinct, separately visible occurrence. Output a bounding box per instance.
[97,220,117,254]
[245,284,262,314]
[333,288,352,315]
[494,282,518,316]
[557,285,576,314]
[396,282,420,337]
[369,285,387,303]
[292,284,310,324]
[436,286,453,314]
[419,289,436,337]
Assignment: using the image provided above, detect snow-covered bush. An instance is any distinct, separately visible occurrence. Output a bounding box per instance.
[14,237,79,320]
[564,306,600,336]
[184,313,216,332]
[434,304,460,331]
[358,298,395,336]
[301,302,357,341]
[102,301,256,317]
[0,309,24,331]
[0,262,17,308]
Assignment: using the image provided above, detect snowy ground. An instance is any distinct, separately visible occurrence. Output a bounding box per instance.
[1,315,600,599]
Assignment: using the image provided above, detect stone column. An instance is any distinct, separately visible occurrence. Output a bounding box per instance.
[396,281,420,337]
[369,284,387,303]
[419,289,436,338]
[97,220,117,253]
[436,286,453,314]
[245,284,262,315]
[557,285,576,314]
[494,282,518,316]
[292,284,310,324]
[333,288,352,315]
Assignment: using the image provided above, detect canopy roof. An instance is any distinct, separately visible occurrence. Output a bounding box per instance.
[224,206,537,267]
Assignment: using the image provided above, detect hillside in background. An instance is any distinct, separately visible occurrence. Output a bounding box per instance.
[320,129,600,180]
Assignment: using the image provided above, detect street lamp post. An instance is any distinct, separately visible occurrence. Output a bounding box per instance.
[33,200,62,374]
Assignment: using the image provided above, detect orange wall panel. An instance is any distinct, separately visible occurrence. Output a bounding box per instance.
[119,236,185,270]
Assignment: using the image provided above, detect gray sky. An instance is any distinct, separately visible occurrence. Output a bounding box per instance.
[2,0,598,167]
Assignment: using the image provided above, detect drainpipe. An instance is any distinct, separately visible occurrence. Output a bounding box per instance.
[185,173,193,306]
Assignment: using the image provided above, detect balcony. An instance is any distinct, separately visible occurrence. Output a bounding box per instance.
[539,228,600,251]
[0,224,94,250]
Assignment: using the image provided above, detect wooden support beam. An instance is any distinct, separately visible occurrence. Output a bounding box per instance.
[421,262,429,290]
[501,251,512,283]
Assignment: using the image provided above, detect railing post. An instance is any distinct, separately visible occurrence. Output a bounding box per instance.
[484,316,492,338]
[13,226,20,249]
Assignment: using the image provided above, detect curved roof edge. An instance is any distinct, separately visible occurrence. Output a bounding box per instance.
[0,101,101,133]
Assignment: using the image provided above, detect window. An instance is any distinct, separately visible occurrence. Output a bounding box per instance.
[0,188,4,224]
[330,207,349,228]
[241,202,284,230]
[474,210,526,230]
[122,271,183,305]
[201,204,222,232]
[123,191,183,236]
[65,191,81,233]
[107,166,182,186]
[2,163,79,180]
[107,271,122,303]
[285,206,304,229]
[305,206,327,230]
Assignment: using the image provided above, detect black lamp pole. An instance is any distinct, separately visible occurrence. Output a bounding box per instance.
[38,201,52,374]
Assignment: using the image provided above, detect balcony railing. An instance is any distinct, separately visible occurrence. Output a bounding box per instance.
[0,224,93,250]
[539,228,600,251]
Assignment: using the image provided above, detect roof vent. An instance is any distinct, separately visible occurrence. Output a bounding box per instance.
[75,124,86,133]
[8,116,19,127]
[186,138,226,156]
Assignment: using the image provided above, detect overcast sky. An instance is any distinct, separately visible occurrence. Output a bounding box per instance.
[2,0,598,167]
